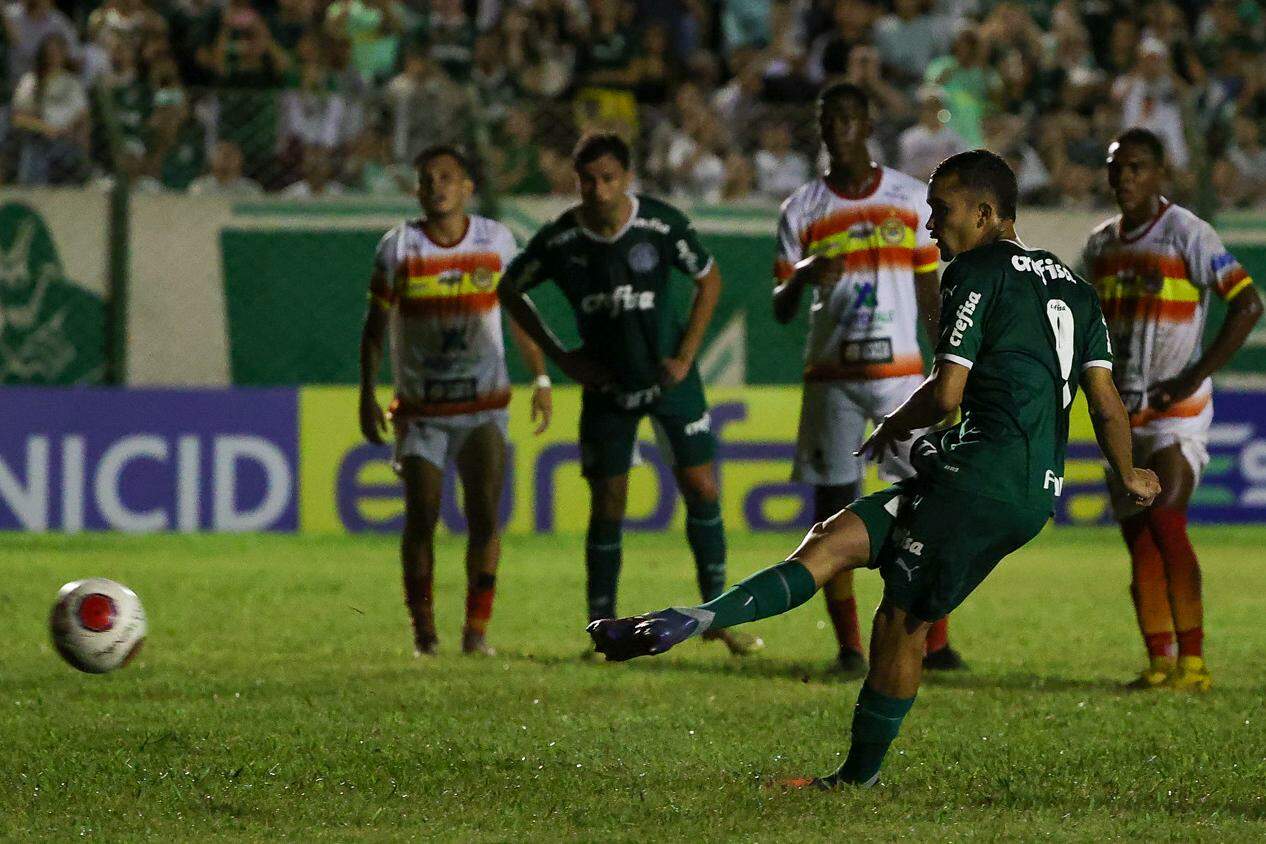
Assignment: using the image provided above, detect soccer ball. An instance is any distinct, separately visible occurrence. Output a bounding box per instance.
[49,578,147,674]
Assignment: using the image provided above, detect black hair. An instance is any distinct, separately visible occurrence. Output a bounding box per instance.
[1111,127,1166,165]
[413,144,473,177]
[931,149,1019,222]
[572,132,632,171]
[817,81,870,116]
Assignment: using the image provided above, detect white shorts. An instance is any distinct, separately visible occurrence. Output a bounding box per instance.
[792,375,924,487]
[394,408,509,472]
[1106,400,1212,519]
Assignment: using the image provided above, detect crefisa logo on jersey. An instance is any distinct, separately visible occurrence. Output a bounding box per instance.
[949,291,982,347]
[628,242,659,273]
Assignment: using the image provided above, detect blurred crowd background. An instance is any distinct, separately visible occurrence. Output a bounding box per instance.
[3,0,1266,210]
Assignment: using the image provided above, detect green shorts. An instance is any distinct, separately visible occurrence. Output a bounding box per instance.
[579,375,715,479]
[847,479,1050,622]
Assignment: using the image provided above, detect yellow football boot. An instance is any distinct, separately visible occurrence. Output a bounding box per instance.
[1126,656,1176,689]
[1166,655,1213,692]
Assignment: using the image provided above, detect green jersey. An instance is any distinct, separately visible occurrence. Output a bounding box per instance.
[501,195,714,401]
[919,239,1113,512]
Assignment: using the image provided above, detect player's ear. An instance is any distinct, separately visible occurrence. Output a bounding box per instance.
[976,201,993,228]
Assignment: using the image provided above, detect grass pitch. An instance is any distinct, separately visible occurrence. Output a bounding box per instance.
[3,527,1266,841]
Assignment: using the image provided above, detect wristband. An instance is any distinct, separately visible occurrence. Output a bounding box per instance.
[534,375,552,389]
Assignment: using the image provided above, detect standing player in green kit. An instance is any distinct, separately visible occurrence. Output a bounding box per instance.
[589,150,1161,786]
[498,132,762,656]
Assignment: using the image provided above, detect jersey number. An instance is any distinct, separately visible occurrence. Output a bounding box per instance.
[1046,300,1074,408]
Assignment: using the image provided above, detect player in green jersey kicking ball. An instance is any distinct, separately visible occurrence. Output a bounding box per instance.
[589,150,1161,787]
[499,132,761,657]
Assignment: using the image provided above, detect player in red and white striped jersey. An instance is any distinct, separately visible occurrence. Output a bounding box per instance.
[359,145,553,658]
[1083,128,1262,691]
[773,82,963,674]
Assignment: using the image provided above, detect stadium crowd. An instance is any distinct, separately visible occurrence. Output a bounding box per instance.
[2,0,1266,209]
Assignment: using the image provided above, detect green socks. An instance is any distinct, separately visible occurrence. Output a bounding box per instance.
[685,499,727,602]
[824,685,916,786]
[586,519,622,621]
[682,560,817,633]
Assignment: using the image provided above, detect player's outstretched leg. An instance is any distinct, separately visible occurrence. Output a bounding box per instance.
[1121,512,1177,688]
[456,423,506,656]
[588,508,872,661]
[399,457,443,655]
[679,462,763,656]
[787,602,928,789]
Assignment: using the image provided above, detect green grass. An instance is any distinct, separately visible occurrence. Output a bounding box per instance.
[3,528,1266,841]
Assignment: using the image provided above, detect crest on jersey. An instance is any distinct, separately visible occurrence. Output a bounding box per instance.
[471,267,496,290]
[628,242,659,273]
[880,215,905,244]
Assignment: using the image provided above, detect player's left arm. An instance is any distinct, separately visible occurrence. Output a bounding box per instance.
[507,319,553,435]
[664,211,720,387]
[1152,233,1263,409]
[857,359,969,461]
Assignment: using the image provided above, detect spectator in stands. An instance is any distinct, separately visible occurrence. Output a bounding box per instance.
[873,0,954,92]
[342,125,408,194]
[490,104,550,195]
[572,0,639,133]
[631,23,676,107]
[386,44,469,165]
[1214,115,1266,209]
[711,46,766,131]
[99,34,150,162]
[753,120,810,199]
[417,0,476,81]
[87,0,167,48]
[1101,17,1138,77]
[471,32,517,123]
[206,0,290,184]
[323,0,403,85]
[898,86,967,181]
[721,0,770,57]
[281,144,345,197]
[500,6,574,99]
[806,0,876,86]
[5,0,80,87]
[925,28,999,148]
[1112,35,1190,170]
[11,33,87,185]
[279,58,348,161]
[666,107,727,202]
[268,0,318,56]
[984,113,1051,204]
[146,55,208,191]
[758,0,813,102]
[844,44,910,135]
[189,140,263,196]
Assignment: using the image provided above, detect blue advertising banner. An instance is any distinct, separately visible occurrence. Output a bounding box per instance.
[0,388,298,532]
[2,386,1264,533]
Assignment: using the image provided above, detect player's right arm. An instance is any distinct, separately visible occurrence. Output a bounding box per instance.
[771,199,843,324]
[1082,367,1160,506]
[497,230,613,389]
[358,265,392,445]
[1078,288,1159,505]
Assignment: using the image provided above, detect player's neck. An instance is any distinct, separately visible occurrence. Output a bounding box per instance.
[975,221,1018,251]
[421,212,470,248]
[580,194,633,238]
[824,158,879,197]
[1120,195,1163,233]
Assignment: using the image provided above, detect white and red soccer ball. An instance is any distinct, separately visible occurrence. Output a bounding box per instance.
[49,578,147,674]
